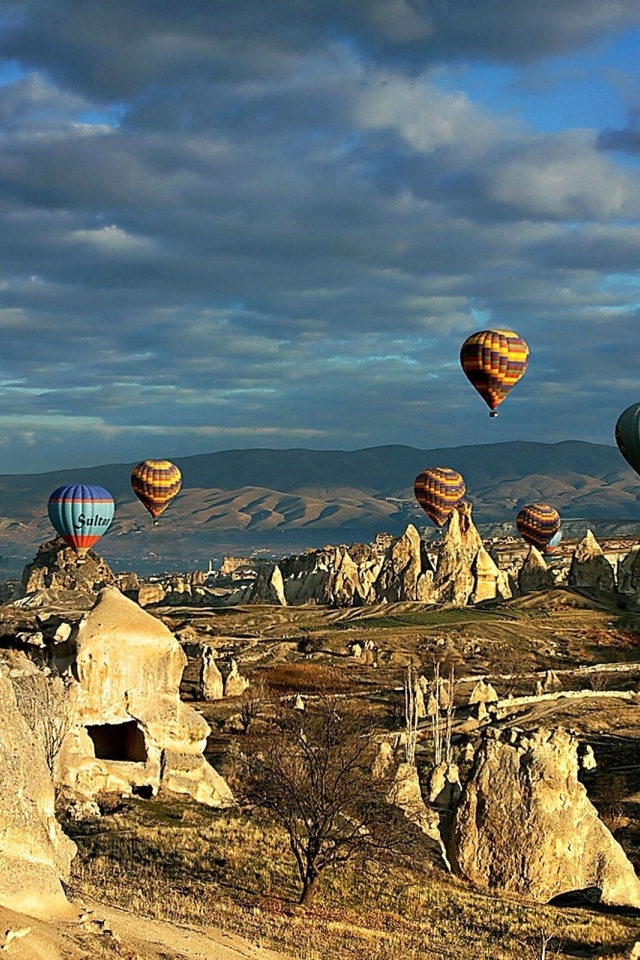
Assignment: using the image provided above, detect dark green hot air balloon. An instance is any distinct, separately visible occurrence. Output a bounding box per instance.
[615,402,640,476]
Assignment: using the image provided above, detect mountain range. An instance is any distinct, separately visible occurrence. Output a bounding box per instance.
[0,440,639,575]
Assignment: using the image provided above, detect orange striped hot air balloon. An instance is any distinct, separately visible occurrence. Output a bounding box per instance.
[414,467,466,528]
[516,502,560,550]
[131,459,182,523]
[460,329,529,417]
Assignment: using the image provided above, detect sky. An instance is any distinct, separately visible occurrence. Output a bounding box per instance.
[0,0,640,473]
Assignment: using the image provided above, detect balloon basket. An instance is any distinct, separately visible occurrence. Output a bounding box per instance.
[489,410,498,418]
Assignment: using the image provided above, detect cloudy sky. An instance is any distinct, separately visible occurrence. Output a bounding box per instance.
[0,0,639,473]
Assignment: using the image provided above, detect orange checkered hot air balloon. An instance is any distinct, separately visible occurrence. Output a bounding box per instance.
[460,329,529,417]
[414,466,466,528]
[516,502,560,551]
[131,459,182,524]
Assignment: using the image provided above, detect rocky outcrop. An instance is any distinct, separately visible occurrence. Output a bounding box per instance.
[0,666,76,919]
[616,545,640,606]
[449,727,640,908]
[568,530,616,592]
[433,503,483,606]
[223,659,250,697]
[373,525,434,603]
[471,547,512,603]
[518,545,553,593]
[54,587,233,808]
[247,563,287,605]
[22,538,115,596]
[200,646,223,700]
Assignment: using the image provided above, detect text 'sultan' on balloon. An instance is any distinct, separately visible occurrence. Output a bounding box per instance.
[414,467,466,528]
[516,502,560,550]
[131,459,182,523]
[48,484,115,557]
[615,402,640,477]
[460,329,529,417]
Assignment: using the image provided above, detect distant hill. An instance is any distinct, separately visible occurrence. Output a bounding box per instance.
[0,440,638,575]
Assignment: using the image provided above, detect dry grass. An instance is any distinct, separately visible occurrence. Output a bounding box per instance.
[66,797,640,960]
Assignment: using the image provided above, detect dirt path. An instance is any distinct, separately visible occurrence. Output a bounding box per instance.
[0,900,290,960]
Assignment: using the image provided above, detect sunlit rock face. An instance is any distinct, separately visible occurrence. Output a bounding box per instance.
[0,667,76,919]
[568,530,615,592]
[450,727,640,909]
[55,587,233,808]
[22,537,116,596]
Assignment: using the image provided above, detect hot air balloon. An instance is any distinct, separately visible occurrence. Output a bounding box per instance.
[131,459,182,523]
[48,484,115,558]
[543,528,563,554]
[460,329,529,417]
[615,402,640,476]
[414,466,466,528]
[516,502,560,550]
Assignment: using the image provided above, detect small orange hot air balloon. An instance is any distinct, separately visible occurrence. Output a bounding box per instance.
[414,466,466,528]
[460,328,529,417]
[131,459,182,524]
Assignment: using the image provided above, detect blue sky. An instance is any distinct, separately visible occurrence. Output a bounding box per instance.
[0,0,639,472]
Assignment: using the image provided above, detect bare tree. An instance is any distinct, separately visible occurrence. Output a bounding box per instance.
[431,661,455,768]
[522,931,562,959]
[13,672,74,777]
[404,665,419,765]
[242,696,409,904]
[239,676,271,734]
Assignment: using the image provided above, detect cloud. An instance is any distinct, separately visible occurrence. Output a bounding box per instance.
[0,2,637,472]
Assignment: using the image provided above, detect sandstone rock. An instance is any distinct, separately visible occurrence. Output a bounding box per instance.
[434,503,483,606]
[617,545,640,607]
[22,538,115,596]
[373,525,433,603]
[469,679,498,705]
[371,739,395,780]
[542,669,561,692]
[293,694,305,711]
[414,682,426,720]
[472,547,512,604]
[568,530,616,593]
[387,762,442,844]
[247,563,287,606]
[449,727,640,907]
[427,761,461,810]
[54,587,233,808]
[518,545,553,593]
[0,667,75,919]
[136,583,167,607]
[200,647,223,700]
[224,659,250,697]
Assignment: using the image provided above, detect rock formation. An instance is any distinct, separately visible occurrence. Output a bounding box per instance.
[54,587,233,808]
[449,727,640,908]
[468,679,498,705]
[568,530,616,592]
[518,545,553,593]
[223,659,250,697]
[200,646,223,700]
[0,666,76,919]
[433,503,483,606]
[247,563,287,605]
[373,525,435,603]
[616,545,640,606]
[22,538,115,596]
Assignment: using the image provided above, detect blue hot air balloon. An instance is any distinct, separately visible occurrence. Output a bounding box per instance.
[543,528,563,554]
[48,484,115,557]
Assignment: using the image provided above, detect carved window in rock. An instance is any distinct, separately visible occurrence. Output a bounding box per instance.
[86,720,147,762]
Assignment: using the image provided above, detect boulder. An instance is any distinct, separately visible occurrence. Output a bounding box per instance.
[617,545,640,606]
[518,545,553,593]
[449,727,640,908]
[568,531,615,593]
[0,667,75,919]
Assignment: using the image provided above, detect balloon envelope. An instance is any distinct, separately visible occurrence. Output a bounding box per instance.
[48,484,115,556]
[460,329,529,416]
[414,466,466,528]
[543,528,563,554]
[615,402,640,476]
[131,459,182,521]
[516,502,560,550]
